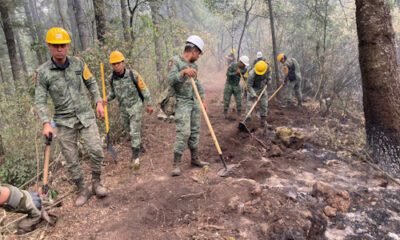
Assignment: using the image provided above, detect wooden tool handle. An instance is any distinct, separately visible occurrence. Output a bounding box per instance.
[268,82,285,101]
[190,78,223,155]
[100,63,110,133]
[43,145,51,186]
[243,84,268,120]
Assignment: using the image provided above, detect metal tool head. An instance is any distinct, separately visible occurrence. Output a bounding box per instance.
[106,134,117,164]
[238,121,251,133]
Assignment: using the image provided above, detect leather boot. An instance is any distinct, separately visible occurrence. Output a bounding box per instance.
[190,148,209,167]
[92,174,108,198]
[224,110,228,119]
[131,147,141,170]
[171,152,182,177]
[74,179,91,207]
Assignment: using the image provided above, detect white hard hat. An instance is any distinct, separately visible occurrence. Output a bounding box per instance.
[239,55,250,67]
[186,35,204,53]
[256,51,262,58]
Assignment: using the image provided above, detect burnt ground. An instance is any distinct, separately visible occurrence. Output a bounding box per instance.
[4,73,400,240]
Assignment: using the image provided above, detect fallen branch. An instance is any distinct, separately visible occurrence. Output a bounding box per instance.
[340,146,400,187]
[200,224,225,230]
[179,191,206,199]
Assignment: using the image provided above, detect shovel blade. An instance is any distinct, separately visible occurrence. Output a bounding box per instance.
[106,134,117,164]
[217,164,237,177]
[238,122,251,133]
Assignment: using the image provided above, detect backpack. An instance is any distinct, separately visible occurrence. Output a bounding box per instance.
[159,87,176,116]
[110,70,144,102]
[159,57,180,116]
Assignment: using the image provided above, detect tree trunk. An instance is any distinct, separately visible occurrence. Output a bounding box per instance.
[237,0,256,60]
[314,0,329,100]
[28,0,47,64]
[23,0,45,64]
[72,0,91,50]
[120,0,131,42]
[93,0,107,44]
[67,0,81,52]
[356,0,400,175]
[55,0,67,29]
[149,1,164,89]
[0,1,23,82]
[267,0,278,89]
[0,61,4,83]
[15,30,28,75]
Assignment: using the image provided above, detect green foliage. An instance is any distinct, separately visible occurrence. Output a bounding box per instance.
[0,84,43,186]
[0,155,35,186]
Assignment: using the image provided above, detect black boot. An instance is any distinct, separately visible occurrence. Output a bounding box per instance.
[190,148,209,167]
[171,152,182,176]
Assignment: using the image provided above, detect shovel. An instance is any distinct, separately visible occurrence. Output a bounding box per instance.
[42,133,52,195]
[100,63,117,163]
[189,78,234,177]
[238,82,285,133]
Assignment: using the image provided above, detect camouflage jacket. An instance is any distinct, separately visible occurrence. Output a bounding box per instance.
[226,62,247,85]
[107,68,151,113]
[247,68,271,98]
[34,56,101,128]
[283,58,302,82]
[168,55,204,100]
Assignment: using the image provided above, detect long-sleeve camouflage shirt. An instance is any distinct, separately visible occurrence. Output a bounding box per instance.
[247,68,271,98]
[283,57,302,82]
[226,62,247,85]
[34,56,102,128]
[107,68,151,113]
[168,55,204,100]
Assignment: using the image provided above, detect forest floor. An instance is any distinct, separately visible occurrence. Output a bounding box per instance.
[3,72,400,240]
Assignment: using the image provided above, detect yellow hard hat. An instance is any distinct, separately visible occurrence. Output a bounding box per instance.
[254,61,268,75]
[277,53,285,62]
[109,51,125,64]
[46,27,71,44]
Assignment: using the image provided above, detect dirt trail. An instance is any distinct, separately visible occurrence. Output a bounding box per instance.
[11,71,400,240]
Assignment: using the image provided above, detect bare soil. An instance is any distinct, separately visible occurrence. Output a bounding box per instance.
[6,73,400,240]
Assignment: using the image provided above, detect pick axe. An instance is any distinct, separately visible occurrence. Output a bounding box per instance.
[100,63,117,163]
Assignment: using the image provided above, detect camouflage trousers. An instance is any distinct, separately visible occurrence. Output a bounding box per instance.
[174,98,201,155]
[223,83,242,113]
[57,122,104,181]
[285,78,302,104]
[246,88,268,117]
[121,102,143,150]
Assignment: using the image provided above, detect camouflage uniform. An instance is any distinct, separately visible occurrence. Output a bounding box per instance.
[224,62,247,114]
[0,184,42,233]
[283,57,302,105]
[34,56,104,183]
[107,69,151,156]
[246,68,271,118]
[168,55,204,155]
